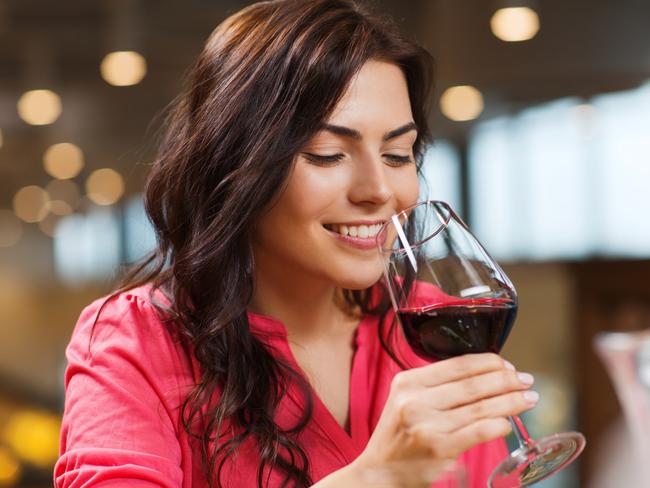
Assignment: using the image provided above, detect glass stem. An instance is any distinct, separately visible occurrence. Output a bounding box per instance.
[508,415,533,449]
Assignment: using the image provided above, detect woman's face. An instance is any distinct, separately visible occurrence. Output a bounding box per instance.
[253,59,420,290]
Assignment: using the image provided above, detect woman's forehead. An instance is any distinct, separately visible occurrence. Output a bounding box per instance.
[322,62,413,127]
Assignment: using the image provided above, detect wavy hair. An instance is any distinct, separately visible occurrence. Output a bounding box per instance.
[91,1,434,486]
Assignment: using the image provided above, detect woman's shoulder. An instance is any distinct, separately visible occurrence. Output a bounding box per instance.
[73,283,166,337]
[57,284,194,488]
[81,282,169,316]
[66,283,192,377]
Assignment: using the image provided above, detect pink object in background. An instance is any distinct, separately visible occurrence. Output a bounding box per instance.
[594,330,650,485]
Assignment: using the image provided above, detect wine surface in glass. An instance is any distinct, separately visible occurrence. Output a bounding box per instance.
[398,297,517,361]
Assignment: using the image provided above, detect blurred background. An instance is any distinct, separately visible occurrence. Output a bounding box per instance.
[1,0,649,486]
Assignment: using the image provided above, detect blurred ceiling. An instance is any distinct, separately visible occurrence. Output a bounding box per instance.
[0,0,649,205]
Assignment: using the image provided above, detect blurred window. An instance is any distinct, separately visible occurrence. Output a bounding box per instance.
[53,206,121,285]
[419,140,462,212]
[468,81,650,260]
[124,195,157,263]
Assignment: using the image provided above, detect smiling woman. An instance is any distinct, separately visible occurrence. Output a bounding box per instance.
[54,1,527,488]
[253,60,420,294]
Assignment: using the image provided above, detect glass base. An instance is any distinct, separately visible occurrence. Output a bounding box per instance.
[488,431,586,487]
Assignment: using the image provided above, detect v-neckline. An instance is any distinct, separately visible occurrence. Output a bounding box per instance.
[246,310,373,461]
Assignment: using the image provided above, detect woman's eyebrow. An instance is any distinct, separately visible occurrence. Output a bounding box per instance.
[317,121,418,141]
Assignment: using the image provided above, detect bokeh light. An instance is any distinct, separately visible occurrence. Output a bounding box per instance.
[46,200,73,217]
[3,410,61,469]
[440,85,484,121]
[12,186,50,223]
[43,143,84,180]
[85,168,125,205]
[38,213,62,237]
[100,51,147,86]
[17,89,62,126]
[490,7,540,42]
[0,446,21,486]
[45,179,80,213]
[0,210,23,248]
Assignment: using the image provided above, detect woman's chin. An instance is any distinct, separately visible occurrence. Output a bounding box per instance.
[336,272,383,291]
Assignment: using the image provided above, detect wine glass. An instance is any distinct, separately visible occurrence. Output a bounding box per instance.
[376,200,586,487]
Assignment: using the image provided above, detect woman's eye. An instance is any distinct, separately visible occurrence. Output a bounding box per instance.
[384,154,413,165]
[302,152,414,166]
[302,153,345,165]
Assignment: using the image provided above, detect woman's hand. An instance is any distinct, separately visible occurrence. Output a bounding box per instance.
[351,353,537,486]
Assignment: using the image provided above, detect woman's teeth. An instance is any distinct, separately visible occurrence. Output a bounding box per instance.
[325,223,381,238]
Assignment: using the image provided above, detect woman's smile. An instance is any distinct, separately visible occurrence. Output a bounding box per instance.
[323,220,389,249]
[323,221,383,238]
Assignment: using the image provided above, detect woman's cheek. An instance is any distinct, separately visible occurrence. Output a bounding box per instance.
[287,164,345,212]
[392,166,420,208]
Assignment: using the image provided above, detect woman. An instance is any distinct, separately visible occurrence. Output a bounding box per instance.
[54,1,537,486]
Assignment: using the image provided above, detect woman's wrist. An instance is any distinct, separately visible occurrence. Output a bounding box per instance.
[310,458,375,488]
[313,455,455,488]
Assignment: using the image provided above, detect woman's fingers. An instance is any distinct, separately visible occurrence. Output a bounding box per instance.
[393,353,508,391]
[446,417,513,456]
[405,417,512,460]
[393,368,534,422]
[431,368,534,410]
[395,386,537,429]
[441,390,538,432]
[359,354,538,479]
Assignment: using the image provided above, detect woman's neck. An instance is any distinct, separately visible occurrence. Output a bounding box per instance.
[250,262,359,342]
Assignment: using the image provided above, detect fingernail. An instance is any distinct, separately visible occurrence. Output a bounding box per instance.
[523,390,540,404]
[517,372,535,385]
[503,360,515,371]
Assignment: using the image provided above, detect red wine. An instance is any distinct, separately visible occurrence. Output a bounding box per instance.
[398,297,517,360]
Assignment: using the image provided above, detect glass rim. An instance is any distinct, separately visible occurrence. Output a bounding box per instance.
[376,199,454,254]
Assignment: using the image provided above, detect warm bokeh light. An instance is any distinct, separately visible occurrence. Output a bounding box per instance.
[0,128,3,149]
[46,179,81,212]
[38,213,61,237]
[490,7,540,42]
[12,186,50,223]
[3,410,61,468]
[0,446,21,486]
[46,200,73,217]
[0,210,23,248]
[100,51,147,86]
[17,89,62,125]
[85,168,125,205]
[43,143,84,179]
[440,85,484,121]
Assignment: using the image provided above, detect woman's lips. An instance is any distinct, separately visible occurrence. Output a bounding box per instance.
[324,225,387,250]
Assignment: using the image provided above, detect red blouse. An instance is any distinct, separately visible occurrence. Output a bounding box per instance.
[54,284,507,487]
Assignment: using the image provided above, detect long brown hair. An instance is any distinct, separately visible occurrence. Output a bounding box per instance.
[90,1,434,486]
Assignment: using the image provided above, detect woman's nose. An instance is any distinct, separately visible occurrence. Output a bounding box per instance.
[348,155,392,205]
